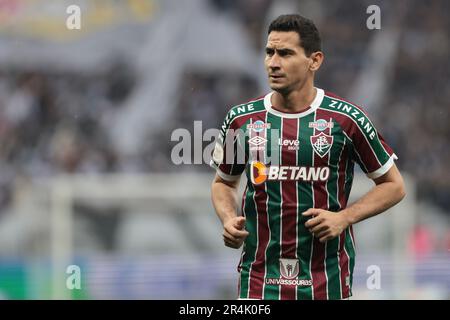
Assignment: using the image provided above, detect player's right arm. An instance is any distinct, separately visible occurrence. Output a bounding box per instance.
[210,107,249,249]
[211,174,249,249]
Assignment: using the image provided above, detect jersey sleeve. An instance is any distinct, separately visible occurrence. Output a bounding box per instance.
[348,109,398,179]
[210,110,247,181]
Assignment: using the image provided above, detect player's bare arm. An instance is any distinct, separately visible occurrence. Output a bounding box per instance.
[211,174,249,249]
[304,163,406,243]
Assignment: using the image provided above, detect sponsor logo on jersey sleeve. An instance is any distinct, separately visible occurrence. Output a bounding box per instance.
[310,132,333,158]
[327,99,377,140]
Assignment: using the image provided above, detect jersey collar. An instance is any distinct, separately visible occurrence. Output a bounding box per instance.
[263,88,324,118]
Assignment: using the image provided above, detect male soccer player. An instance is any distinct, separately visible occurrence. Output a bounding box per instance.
[210,14,405,300]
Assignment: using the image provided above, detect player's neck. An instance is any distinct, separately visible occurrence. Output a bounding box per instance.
[272,83,317,113]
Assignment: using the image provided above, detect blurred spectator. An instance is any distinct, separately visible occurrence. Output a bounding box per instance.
[380,0,450,210]
[408,225,435,260]
[0,63,128,212]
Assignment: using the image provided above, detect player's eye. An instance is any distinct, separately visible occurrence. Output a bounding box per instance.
[265,48,274,56]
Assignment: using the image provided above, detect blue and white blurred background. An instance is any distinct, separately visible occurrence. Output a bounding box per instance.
[0,0,448,299]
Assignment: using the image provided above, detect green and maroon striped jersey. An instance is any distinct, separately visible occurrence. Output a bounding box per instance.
[210,88,397,300]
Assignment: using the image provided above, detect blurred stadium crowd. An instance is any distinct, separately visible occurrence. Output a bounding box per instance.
[0,0,448,249]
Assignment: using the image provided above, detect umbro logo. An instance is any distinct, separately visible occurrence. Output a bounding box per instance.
[248,136,267,146]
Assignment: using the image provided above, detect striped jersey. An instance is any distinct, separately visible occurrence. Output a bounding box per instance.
[210,88,397,300]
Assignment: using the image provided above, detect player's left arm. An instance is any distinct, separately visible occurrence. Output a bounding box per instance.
[304,163,405,243]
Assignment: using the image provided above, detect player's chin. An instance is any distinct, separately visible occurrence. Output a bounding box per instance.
[268,82,288,92]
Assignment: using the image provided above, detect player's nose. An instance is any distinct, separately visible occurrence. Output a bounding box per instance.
[268,55,281,69]
[269,57,280,69]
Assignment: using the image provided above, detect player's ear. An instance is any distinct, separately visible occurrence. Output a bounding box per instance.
[309,51,324,71]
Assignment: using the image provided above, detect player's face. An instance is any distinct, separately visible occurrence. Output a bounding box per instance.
[265,31,313,94]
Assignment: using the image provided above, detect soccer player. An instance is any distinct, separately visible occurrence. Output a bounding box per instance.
[210,14,405,300]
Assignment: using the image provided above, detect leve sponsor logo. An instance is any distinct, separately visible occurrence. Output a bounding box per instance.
[278,138,300,150]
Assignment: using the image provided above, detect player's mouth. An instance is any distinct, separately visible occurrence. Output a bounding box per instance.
[269,74,285,80]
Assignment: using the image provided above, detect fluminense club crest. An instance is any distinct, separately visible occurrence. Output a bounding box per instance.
[310,132,333,158]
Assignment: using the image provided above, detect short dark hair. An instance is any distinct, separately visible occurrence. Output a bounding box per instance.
[268,14,322,56]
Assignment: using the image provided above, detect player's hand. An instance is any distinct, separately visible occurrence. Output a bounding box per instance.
[303,209,349,243]
[223,216,249,249]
